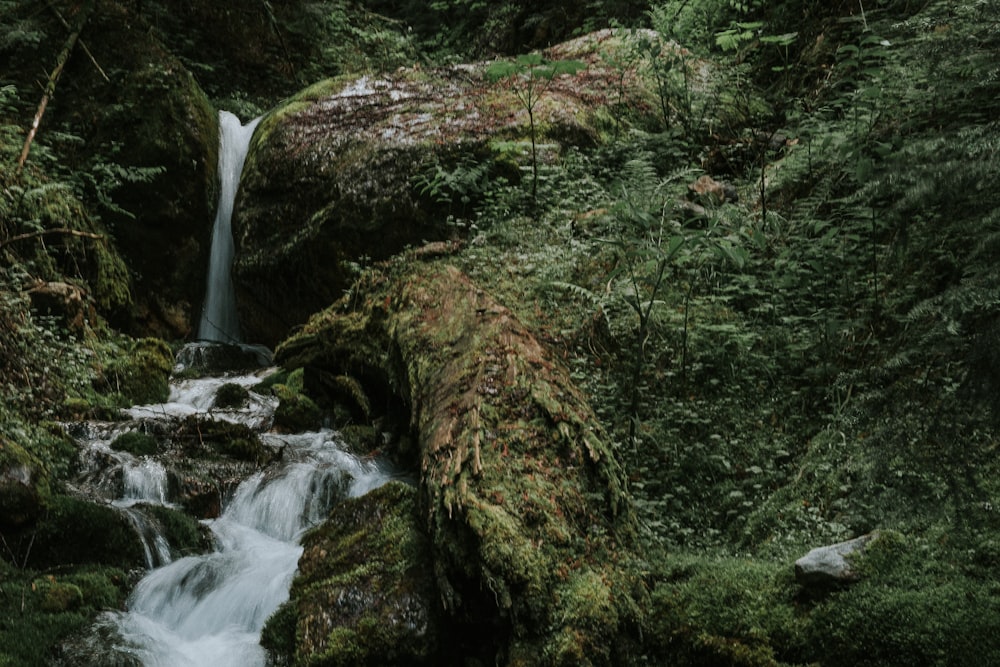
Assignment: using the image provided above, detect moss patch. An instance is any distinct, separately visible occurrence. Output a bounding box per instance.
[110,431,158,457]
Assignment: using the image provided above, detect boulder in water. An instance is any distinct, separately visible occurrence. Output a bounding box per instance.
[270,481,440,665]
[276,257,644,664]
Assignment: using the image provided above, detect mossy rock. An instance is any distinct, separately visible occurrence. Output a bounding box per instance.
[98,338,173,406]
[280,481,441,666]
[140,504,212,557]
[175,416,270,465]
[268,367,322,431]
[110,431,158,457]
[24,495,146,571]
[0,436,49,528]
[234,32,664,346]
[213,382,250,409]
[277,260,644,664]
[34,579,85,614]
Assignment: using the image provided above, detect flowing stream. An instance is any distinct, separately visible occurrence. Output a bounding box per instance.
[75,371,393,666]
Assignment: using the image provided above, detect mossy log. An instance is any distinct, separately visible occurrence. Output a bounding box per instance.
[277,258,644,665]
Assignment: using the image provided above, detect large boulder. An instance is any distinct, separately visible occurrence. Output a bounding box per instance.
[234,30,663,346]
[276,256,644,665]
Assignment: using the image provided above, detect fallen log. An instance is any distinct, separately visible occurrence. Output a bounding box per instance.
[277,256,644,665]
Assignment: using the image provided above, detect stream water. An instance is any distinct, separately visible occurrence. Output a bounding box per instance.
[74,368,393,666]
[197,111,261,344]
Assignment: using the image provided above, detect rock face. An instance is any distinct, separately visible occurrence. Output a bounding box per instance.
[0,439,47,529]
[795,532,880,587]
[276,256,644,665]
[49,1,219,338]
[235,30,663,346]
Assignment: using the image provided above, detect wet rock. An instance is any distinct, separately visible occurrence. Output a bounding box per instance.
[174,341,273,376]
[0,442,46,528]
[277,481,440,665]
[277,259,644,664]
[795,532,880,587]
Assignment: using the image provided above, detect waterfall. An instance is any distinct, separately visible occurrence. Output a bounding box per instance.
[198,111,261,343]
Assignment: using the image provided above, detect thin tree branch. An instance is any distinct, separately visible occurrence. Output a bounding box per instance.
[48,2,109,83]
[17,1,92,173]
[0,227,104,251]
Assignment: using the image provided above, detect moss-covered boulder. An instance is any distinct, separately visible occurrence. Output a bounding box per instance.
[96,338,173,406]
[23,495,146,571]
[277,257,644,665]
[235,30,662,346]
[268,481,440,665]
[0,436,49,528]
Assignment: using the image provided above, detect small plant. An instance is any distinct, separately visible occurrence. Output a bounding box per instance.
[486,53,585,201]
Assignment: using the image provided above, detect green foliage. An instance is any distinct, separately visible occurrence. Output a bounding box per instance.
[272,368,323,432]
[0,560,129,667]
[96,338,173,407]
[213,382,250,409]
[487,54,586,200]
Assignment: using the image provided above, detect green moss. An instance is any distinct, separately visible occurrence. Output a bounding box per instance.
[99,338,173,406]
[25,495,146,571]
[0,435,49,527]
[34,579,84,613]
[261,600,299,660]
[0,559,130,667]
[176,417,270,464]
[110,431,158,457]
[141,504,211,557]
[214,382,250,409]
[289,481,440,665]
[273,368,323,431]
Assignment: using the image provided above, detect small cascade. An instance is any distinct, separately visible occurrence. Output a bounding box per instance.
[198,111,262,343]
[103,429,392,667]
[119,458,170,507]
[66,342,398,666]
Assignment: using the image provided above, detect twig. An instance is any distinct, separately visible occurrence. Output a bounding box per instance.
[17,1,92,173]
[47,2,109,83]
[0,227,103,251]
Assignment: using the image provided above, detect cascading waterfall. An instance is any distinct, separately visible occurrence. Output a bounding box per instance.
[198,111,261,343]
[80,365,394,666]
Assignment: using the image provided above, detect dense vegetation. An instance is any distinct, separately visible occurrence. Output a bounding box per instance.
[2,0,999,664]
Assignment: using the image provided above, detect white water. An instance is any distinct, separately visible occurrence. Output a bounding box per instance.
[198,111,261,343]
[106,429,391,667]
[76,346,397,666]
[126,372,279,429]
